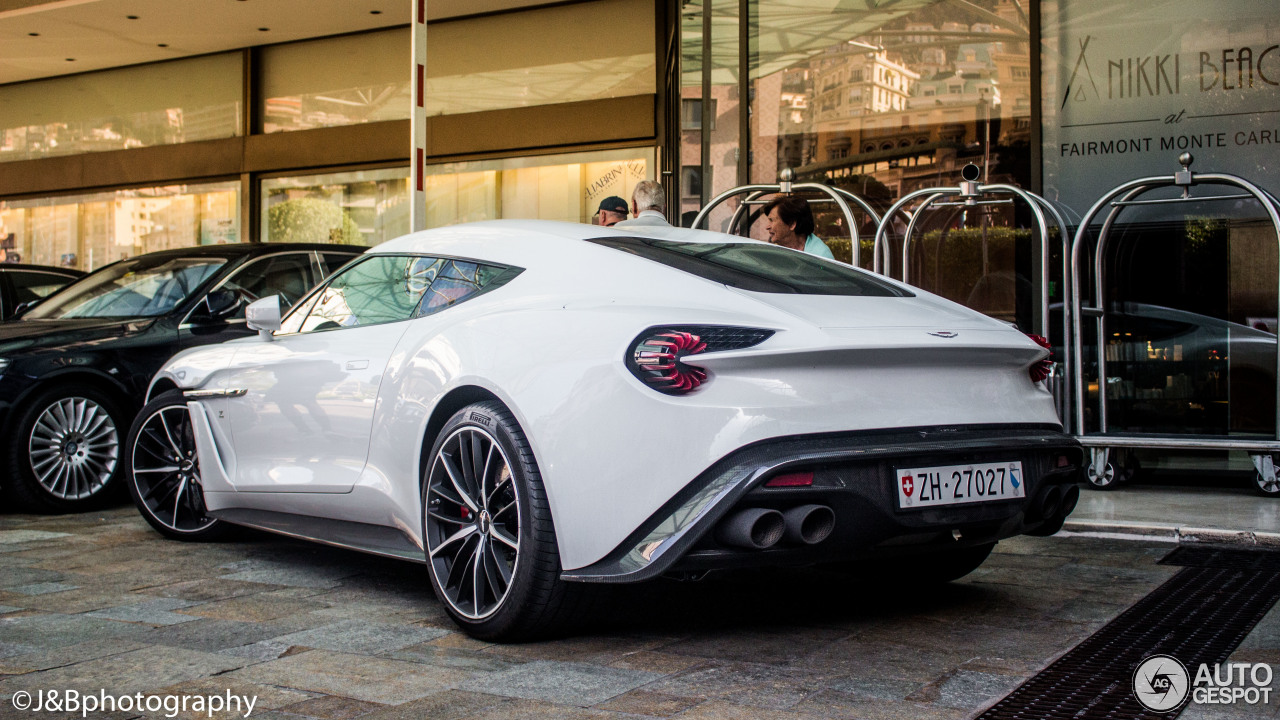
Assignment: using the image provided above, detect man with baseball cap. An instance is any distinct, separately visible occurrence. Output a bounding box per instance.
[595,196,629,227]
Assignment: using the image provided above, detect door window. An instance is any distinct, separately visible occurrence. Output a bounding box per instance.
[8,270,77,305]
[221,252,316,315]
[298,255,435,332]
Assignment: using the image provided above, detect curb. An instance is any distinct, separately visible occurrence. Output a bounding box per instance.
[1063,520,1280,547]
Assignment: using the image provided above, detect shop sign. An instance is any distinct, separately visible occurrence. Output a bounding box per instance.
[1042,0,1280,213]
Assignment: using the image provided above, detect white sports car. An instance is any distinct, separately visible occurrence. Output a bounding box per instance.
[126,219,1082,640]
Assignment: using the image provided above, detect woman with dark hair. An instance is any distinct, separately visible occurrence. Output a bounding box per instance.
[761,196,834,259]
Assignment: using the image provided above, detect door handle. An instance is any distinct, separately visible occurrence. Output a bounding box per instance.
[346,360,369,370]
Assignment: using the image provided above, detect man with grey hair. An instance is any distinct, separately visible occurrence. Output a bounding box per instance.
[614,180,671,227]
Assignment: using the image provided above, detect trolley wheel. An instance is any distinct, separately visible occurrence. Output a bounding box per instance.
[1085,461,1117,490]
[1255,456,1280,498]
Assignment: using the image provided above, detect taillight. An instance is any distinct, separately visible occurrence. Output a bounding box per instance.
[1026,333,1054,383]
[633,331,708,394]
[626,325,774,395]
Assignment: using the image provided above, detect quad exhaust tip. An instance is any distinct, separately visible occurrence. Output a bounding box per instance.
[716,508,786,549]
[783,504,835,545]
[715,505,836,550]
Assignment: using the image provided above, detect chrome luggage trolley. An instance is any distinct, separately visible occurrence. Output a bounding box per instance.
[1069,154,1280,493]
[690,169,881,267]
[871,164,1078,425]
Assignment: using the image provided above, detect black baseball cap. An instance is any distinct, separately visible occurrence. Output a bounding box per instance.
[597,196,628,214]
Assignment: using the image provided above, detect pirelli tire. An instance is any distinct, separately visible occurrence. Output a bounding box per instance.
[421,400,596,641]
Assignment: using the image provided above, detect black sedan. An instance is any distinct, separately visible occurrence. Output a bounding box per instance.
[0,243,364,513]
[0,263,84,320]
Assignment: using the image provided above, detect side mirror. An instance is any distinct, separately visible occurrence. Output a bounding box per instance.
[245,295,282,341]
[193,288,241,323]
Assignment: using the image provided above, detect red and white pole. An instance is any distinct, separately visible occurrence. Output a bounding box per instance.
[410,0,427,232]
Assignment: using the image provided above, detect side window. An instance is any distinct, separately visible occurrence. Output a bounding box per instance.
[298,255,435,333]
[8,271,76,305]
[419,260,506,317]
[222,253,316,315]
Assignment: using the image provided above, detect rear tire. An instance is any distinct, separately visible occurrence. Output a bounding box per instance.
[421,401,585,641]
[125,391,229,541]
[4,383,125,513]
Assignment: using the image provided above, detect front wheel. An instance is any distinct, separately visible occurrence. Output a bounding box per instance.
[125,391,229,541]
[422,401,580,641]
[4,383,125,513]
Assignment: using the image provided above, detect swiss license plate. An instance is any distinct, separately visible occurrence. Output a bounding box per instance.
[896,461,1025,509]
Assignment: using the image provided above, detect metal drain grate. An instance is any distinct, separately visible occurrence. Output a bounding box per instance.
[977,547,1280,720]
[1160,545,1280,572]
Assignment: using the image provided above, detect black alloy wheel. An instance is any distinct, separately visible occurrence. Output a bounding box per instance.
[422,401,582,641]
[126,391,227,540]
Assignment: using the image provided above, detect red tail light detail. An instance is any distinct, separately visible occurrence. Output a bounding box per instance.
[1026,333,1054,383]
[633,331,708,394]
[765,471,814,488]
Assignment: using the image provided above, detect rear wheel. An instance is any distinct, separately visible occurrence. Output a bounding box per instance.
[1255,455,1280,498]
[125,391,228,541]
[422,401,580,641]
[4,383,125,513]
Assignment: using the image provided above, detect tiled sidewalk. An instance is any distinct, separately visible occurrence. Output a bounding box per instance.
[0,506,1269,719]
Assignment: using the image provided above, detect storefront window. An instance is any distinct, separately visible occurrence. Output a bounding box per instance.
[428,0,655,116]
[261,29,411,133]
[0,53,242,162]
[0,182,240,271]
[261,168,409,246]
[680,0,741,233]
[423,149,653,227]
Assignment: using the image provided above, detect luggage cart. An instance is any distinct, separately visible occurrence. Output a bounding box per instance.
[871,164,1077,425]
[1068,153,1280,494]
[690,169,881,267]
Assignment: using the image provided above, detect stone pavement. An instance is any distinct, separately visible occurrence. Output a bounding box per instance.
[0,505,1276,720]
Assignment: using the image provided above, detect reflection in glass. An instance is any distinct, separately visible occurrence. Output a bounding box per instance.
[26,256,225,319]
[426,0,655,116]
[0,182,240,271]
[261,29,411,133]
[0,53,242,162]
[301,256,432,332]
[262,168,408,247]
[424,148,653,226]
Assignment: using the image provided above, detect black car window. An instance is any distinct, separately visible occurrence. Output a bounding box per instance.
[320,251,359,278]
[8,270,78,305]
[298,255,435,333]
[25,256,227,319]
[587,237,911,297]
[222,253,316,314]
[418,260,510,317]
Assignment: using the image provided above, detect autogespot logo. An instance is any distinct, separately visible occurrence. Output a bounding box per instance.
[1133,654,1191,712]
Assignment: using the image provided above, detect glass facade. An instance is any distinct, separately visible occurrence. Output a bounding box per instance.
[0,53,242,162]
[261,168,409,247]
[427,0,655,117]
[0,182,239,271]
[423,148,654,227]
[261,29,411,133]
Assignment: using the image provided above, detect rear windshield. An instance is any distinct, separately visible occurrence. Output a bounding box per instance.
[588,237,911,296]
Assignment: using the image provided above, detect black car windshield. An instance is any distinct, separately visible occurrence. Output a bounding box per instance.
[24,256,227,319]
[588,237,911,297]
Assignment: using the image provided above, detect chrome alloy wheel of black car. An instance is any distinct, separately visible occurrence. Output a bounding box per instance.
[424,425,522,621]
[129,403,216,534]
[28,395,119,500]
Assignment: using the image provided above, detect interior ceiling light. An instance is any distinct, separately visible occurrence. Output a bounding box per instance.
[28,32,38,36]
[157,43,168,47]
[127,15,138,20]
[371,10,382,14]
[258,27,269,31]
